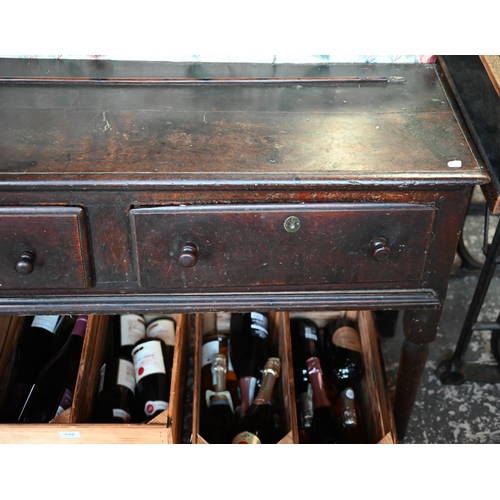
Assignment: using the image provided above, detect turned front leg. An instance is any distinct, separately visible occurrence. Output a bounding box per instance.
[393,309,441,440]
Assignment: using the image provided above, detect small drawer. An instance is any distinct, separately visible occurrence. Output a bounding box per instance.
[0,313,190,444]
[192,311,299,444]
[130,203,435,290]
[0,206,92,290]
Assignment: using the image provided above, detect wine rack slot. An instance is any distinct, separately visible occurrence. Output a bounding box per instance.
[0,313,190,444]
[192,311,299,444]
[289,310,396,444]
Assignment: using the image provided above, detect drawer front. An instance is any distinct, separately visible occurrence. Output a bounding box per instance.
[0,207,92,290]
[130,204,435,290]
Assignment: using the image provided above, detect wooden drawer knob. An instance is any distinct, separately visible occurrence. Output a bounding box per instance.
[178,244,198,268]
[14,250,36,275]
[370,238,391,262]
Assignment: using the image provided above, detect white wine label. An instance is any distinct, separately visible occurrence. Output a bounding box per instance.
[304,325,318,341]
[147,319,176,346]
[31,315,60,334]
[202,340,219,367]
[132,340,166,382]
[112,408,131,423]
[98,363,106,393]
[332,326,362,353]
[250,312,268,339]
[144,400,168,416]
[232,431,262,444]
[120,314,146,346]
[54,388,73,418]
[59,431,81,439]
[117,358,136,394]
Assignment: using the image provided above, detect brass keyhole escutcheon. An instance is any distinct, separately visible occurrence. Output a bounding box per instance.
[284,216,301,233]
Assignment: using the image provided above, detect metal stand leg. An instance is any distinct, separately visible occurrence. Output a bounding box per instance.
[438,209,500,384]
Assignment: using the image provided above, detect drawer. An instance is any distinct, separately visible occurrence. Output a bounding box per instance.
[0,313,190,444]
[191,310,396,444]
[130,204,435,290]
[192,311,298,444]
[287,310,397,444]
[0,207,92,290]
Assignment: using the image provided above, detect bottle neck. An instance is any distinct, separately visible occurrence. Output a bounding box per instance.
[70,315,88,339]
[211,354,227,396]
[253,357,280,406]
[306,356,331,409]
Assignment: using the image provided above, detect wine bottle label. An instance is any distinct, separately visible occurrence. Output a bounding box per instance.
[54,388,73,418]
[332,326,362,353]
[146,319,176,346]
[203,340,235,371]
[132,340,166,382]
[31,315,60,334]
[112,408,131,423]
[117,358,136,394]
[304,325,318,341]
[98,363,106,394]
[250,312,268,339]
[202,340,219,367]
[144,400,168,417]
[232,431,262,444]
[120,314,146,347]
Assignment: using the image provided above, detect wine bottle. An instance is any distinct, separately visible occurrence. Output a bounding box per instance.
[113,314,147,358]
[52,316,77,356]
[323,318,364,430]
[306,356,349,444]
[200,314,239,421]
[145,316,176,369]
[18,315,89,423]
[93,316,139,423]
[229,312,269,416]
[0,315,61,422]
[232,357,280,444]
[290,318,321,438]
[132,337,171,422]
[200,353,236,443]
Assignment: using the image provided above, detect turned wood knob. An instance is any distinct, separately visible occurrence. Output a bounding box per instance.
[178,244,198,268]
[14,250,36,275]
[370,238,391,262]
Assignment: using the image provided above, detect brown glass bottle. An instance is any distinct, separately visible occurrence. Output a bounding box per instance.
[200,353,236,443]
[232,357,280,444]
[323,318,365,439]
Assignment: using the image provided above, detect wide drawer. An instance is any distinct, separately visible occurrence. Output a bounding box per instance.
[130,203,435,290]
[0,207,92,290]
[192,310,396,444]
[0,313,190,444]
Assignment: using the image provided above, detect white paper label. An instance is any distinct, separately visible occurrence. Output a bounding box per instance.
[112,408,131,423]
[117,358,136,394]
[250,312,268,338]
[144,400,168,416]
[202,340,219,367]
[132,340,166,383]
[59,432,81,439]
[120,314,146,346]
[146,319,176,346]
[31,315,60,334]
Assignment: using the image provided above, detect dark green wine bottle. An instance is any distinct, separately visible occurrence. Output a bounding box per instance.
[231,357,280,444]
